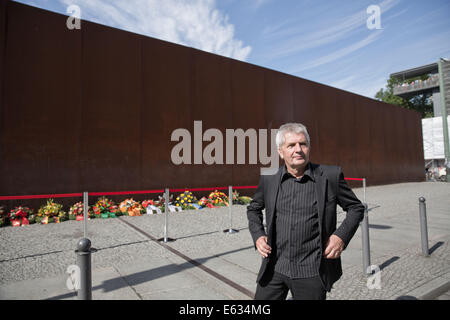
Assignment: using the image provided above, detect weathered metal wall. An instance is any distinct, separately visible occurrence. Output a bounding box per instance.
[0,1,425,205]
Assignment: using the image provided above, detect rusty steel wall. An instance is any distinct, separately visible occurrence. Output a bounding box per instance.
[0,1,425,206]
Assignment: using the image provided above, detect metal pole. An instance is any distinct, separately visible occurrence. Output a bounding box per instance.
[363,178,366,205]
[361,203,371,276]
[223,185,238,234]
[76,238,94,300]
[164,188,169,243]
[158,188,175,242]
[83,192,88,239]
[419,197,429,257]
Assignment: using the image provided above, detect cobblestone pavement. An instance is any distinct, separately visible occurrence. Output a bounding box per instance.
[0,181,449,300]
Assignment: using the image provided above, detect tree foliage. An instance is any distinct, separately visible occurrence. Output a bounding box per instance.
[375,75,434,118]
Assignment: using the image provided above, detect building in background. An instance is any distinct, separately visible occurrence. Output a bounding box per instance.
[391,59,450,117]
[392,58,450,182]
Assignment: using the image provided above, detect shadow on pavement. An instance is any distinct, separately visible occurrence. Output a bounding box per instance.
[47,245,254,300]
[429,241,445,254]
[379,256,400,271]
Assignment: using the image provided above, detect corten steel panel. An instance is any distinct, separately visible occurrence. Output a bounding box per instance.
[1,1,82,206]
[312,84,340,164]
[333,90,359,179]
[404,110,424,179]
[0,2,425,210]
[263,70,294,130]
[229,60,265,187]
[188,49,234,188]
[385,102,403,183]
[353,95,373,182]
[0,0,6,117]
[292,78,320,142]
[141,37,194,191]
[80,21,142,193]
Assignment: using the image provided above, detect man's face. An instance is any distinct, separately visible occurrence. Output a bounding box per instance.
[278,132,310,171]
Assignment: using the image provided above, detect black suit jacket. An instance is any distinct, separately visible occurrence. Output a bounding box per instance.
[247,163,365,292]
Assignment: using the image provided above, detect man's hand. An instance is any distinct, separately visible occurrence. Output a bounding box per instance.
[256,236,271,258]
[323,235,344,259]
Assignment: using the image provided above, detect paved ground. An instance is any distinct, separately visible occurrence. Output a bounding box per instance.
[0,181,449,300]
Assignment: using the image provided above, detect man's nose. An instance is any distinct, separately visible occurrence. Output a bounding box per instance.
[294,143,302,153]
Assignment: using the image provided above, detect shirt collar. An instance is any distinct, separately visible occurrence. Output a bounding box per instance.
[281,162,315,182]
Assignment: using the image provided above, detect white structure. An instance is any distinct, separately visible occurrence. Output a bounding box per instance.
[422,116,450,165]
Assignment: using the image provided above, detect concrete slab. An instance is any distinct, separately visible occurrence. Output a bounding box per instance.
[0,266,139,300]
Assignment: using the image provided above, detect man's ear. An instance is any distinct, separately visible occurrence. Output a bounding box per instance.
[277,148,284,159]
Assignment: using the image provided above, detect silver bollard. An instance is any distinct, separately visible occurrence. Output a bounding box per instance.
[361,203,371,276]
[223,185,238,234]
[83,192,88,238]
[419,197,429,257]
[75,238,96,300]
[164,188,169,242]
[158,188,175,242]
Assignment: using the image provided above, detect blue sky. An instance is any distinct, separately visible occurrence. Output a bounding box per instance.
[13,0,450,99]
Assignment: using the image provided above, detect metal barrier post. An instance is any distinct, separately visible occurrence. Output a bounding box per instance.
[419,197,429,257]
[83,192,88,238]
[361,203,371,276]
[75,238,96,300]
[164,188,169,242]
[363,178,366,205]
[223,185,238,234]
[158,188,175,243]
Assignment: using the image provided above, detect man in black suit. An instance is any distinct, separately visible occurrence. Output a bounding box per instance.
[247,123,365,300]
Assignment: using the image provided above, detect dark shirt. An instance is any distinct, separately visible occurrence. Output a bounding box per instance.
[273,164,322,278]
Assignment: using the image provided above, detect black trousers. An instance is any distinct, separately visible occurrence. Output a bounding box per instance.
[254,272,326,300]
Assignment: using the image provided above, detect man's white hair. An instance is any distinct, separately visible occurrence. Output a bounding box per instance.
[276,123,310,149]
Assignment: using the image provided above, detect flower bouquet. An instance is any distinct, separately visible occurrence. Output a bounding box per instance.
[208,190,229,207]
[0,206,7,227]
[93,197,118,219]
[198,197,215,209]
[69,202,94,221]
[142,199,164,214]
[174,190,198,210]
[8,206,33,227]
[232,190,252,205]
[119,198,144,216]
[237,195,252,205]
[37,199,66,224]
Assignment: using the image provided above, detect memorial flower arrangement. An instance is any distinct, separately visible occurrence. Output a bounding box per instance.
[37,199,66,224]
[142,199,165,214]
[119,198,144,216]
[174,190,198,210]
[142,200,154,209]
[208,190,229,207]
[68,202,94,221]
[8,206,33,227]
[0,190,253,228]
[198,197,215,209]
[0,206,7,227]
[232,190,252,205]
[93,197,118,219]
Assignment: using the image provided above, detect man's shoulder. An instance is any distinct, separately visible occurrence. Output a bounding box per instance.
[310,163,341,176]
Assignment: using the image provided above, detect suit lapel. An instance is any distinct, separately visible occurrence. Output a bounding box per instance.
[266,168,282,244]
[311,163,327,226]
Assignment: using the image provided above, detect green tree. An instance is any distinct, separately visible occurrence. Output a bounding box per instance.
[375,75,434,118]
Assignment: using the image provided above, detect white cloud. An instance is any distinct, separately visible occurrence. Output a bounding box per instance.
[261,0,400,59]
[59,0,251,61]
[292,30,383,73]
